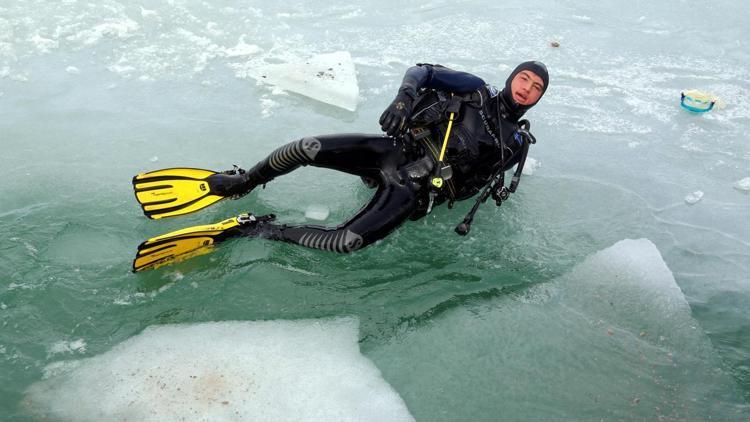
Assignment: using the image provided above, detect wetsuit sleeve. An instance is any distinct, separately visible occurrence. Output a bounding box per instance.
[398,63,486,95]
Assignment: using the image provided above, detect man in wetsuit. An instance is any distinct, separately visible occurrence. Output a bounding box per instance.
[219,61,549,253]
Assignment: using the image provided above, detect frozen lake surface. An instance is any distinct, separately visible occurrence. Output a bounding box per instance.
[1,0,749,420]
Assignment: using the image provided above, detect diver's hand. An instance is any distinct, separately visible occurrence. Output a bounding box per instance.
[379,89,415,137]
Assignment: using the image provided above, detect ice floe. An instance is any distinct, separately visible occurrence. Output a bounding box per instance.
[249,51,359,111]
[25,317,413,422]
[370,239,746,420]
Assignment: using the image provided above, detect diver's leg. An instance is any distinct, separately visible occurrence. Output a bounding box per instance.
[246,180,420,253]
[212,134,401,196]
[249,133,403,182]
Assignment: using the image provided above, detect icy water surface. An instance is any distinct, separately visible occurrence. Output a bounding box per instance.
[2,0,749,420]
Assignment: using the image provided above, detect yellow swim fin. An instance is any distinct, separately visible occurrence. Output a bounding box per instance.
[132,167,251,219]
[132,213,275,272]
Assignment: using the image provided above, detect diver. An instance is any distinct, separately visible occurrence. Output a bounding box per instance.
[132,61,549,271]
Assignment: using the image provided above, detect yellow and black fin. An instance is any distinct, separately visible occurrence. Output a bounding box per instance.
[132,167,251,219]
[133,213,276,272]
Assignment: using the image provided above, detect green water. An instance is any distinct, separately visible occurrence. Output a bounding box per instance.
[3,0,750,420]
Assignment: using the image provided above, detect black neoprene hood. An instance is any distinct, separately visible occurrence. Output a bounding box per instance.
[500,61,549,118]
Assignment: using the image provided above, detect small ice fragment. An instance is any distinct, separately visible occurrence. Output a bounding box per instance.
[31,34,58,52]
[260,96,279,118]
[65,66,80,75]
[149,156,159,162]
[224,35,261,57]
[733,177,750,192]
[305,205,330,221]
[684,191,704,205]
[167,271,183,282]
[140,7,158,19]
[521,157,540,176]
[50,339,87,355]
[271,87,287,96]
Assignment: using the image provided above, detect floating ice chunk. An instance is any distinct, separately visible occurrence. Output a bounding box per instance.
[260,95,279,118]
[521,157,540,176]
[1,66,28,82]
[684,190,704,204]
[341,9,363,19]
[107,60,135,76]
[140,7,158,19]
[149,156,158,162]
[49,339,87,355]
[205,22,224,37]
[30,33,58,53]
[224,35,261,58]
[167,271,184,282]
[305,204,330,221]
[26,318,413,422]
[371,239,745,420]
[733,177,750,192]
[65,66,80,75]
[67,19,140,46]
[251,51,359,111]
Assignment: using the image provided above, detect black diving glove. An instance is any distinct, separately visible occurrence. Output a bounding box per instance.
[379,88,416,137]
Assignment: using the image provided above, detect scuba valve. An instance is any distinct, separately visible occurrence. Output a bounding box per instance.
[455,119,536,236]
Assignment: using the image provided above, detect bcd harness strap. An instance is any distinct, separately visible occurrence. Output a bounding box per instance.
[425,93,462,213]
[455,119,536,236]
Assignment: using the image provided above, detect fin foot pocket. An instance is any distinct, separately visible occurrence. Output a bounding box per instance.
[206,169,257,199]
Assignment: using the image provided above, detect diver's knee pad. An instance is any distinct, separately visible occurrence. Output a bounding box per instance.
[268,137,322,173]
[285,227,364,253]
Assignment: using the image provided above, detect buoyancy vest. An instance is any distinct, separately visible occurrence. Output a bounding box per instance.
[407,85,530,202]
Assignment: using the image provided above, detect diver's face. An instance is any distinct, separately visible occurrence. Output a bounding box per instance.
[510,70,545,105]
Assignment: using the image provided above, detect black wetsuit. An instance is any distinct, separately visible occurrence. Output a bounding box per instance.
[244,64,532,253]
